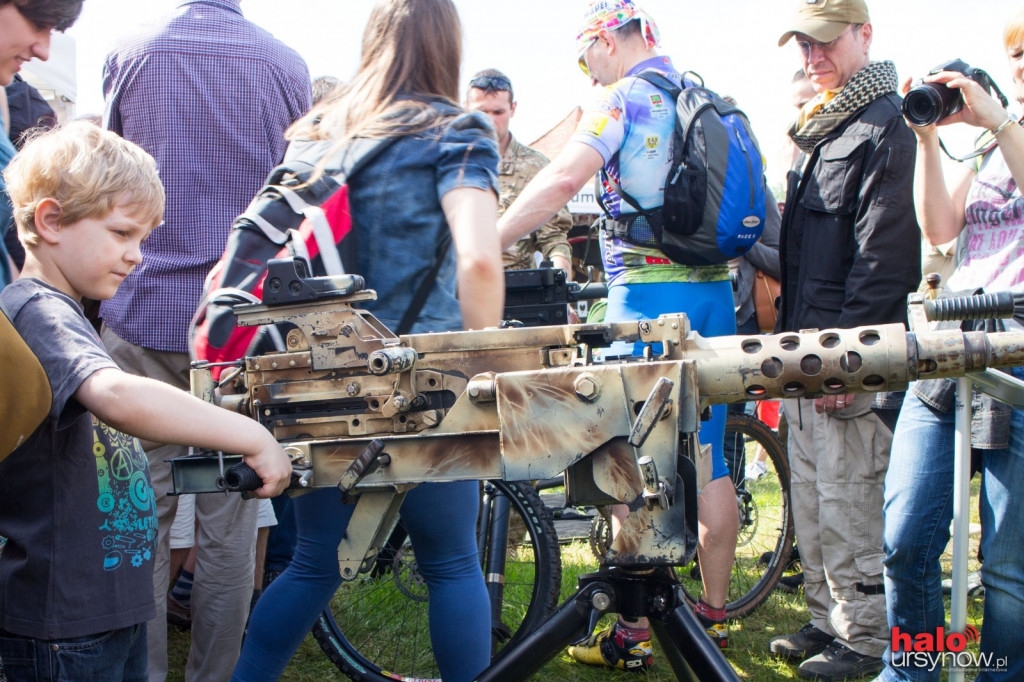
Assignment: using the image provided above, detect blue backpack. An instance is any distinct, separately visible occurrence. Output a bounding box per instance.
[604,70,767,266]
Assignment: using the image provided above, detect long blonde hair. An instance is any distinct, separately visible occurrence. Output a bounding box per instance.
[290,0,463,143]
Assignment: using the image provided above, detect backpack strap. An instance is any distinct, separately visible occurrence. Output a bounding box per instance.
[395,234,451,336]
[599,69,685,219]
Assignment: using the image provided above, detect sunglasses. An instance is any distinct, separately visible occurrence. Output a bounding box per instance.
[578,38,597,77]
[469,76,512,93]
[796,25,856,57]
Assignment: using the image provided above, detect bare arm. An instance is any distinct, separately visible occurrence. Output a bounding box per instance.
[910,128,973,247]
[497,142,605,251]
[909,71,1024,245]
[76,369,292,498]
[442,187,504,330]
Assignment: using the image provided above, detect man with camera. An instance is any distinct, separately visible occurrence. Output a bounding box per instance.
[771,0,921,679]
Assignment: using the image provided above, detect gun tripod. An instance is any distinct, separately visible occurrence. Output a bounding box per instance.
[479,564,738,681]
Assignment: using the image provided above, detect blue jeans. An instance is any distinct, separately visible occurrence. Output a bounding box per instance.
[0,624,147,682]
[263,494,296,577]
[881,373,1024,681]
[233,481,490,682]
[603,279,736,481]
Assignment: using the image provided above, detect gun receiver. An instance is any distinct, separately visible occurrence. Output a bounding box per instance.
[503,264,607,327]
[173,259,1024,573]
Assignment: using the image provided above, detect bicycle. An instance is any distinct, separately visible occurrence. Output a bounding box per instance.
[311,479,562,681]
[589,412,793,619]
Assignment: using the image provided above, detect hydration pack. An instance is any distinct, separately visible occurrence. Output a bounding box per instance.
[604,70,767,266]
[190,137,392,374]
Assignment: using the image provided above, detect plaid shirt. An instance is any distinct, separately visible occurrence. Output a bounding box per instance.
[100,0,311,352]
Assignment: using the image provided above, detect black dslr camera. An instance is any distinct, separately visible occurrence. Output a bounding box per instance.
[902,59,1008,127]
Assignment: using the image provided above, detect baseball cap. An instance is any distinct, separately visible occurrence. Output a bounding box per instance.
[778,0,870,47]
[576,0,660,62]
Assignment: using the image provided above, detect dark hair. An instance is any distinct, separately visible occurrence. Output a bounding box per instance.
[5,0,84,32]
[615,18,644,43]
[792,69,807,82]
[290,0,463,145]
[468,68,514,104]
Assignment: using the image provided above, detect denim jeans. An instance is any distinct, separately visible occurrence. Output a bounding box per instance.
[881,371,1024,681]
[0,624,147,682]
[233,481,490,682]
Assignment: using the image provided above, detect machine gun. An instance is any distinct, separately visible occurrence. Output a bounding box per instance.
[502,263,607,327]
[171,257,1024,681]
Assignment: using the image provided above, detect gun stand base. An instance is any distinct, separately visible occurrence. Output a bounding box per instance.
[477,565,739,681]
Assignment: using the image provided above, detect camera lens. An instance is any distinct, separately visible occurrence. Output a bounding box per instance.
[902,82,963,127]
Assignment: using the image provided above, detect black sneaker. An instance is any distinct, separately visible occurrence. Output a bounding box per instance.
[797,642,883,680]
[760,544,801,572]
[769,622,834,661]
[776,572,805,593]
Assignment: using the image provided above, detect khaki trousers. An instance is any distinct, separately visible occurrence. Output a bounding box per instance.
[782,394,891,658]
[102,326,259,682]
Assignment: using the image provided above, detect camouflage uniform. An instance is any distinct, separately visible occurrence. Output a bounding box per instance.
[498,135,573,271]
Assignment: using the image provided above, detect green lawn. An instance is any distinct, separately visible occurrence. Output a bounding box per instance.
[168,478,985,681]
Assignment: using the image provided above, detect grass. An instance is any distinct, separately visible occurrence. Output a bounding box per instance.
[167,479,985,682]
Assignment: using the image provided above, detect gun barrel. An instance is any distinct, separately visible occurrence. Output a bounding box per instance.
[692,324,1024,406]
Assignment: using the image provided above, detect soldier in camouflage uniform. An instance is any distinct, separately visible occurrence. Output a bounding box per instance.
[466,69,574,275]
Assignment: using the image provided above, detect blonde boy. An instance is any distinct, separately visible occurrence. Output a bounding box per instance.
[0,122,290,682]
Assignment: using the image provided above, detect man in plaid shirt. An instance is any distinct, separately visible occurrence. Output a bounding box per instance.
[99,2,311,679]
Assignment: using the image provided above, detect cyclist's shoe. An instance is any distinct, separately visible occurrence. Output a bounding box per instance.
[567,624,653,673]
[770,622,834,661]
[705,620,729,649]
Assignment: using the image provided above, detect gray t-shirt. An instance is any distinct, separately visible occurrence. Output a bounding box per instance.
[0,278,157,639]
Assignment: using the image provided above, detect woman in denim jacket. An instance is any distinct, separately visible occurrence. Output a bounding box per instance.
[881,8,1024,681]
[233,1,504,680]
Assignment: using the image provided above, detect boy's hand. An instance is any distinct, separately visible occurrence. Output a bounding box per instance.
[243,439,293,498]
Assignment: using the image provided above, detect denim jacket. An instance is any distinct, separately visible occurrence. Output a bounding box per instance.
[347,105,499,333]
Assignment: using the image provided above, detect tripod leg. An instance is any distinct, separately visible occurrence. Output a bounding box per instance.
[477,581,612,681]
[655,586,739,682]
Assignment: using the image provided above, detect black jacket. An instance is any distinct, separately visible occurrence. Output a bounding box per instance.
[777,92,921,333]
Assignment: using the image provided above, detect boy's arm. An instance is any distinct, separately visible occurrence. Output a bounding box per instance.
[76,368,292,498]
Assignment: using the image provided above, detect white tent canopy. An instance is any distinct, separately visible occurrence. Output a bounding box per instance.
[19,33,77,121]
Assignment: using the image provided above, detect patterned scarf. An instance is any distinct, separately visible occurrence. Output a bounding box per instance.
[790,61,899,155]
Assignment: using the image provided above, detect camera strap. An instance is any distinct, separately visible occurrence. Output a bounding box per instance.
[939,118,1019,164]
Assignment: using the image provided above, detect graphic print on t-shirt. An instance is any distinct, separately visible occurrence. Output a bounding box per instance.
[93,419,157,571]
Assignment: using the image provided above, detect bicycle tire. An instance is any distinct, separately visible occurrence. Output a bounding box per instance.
[312,479,562,681]
[677,412,794,618]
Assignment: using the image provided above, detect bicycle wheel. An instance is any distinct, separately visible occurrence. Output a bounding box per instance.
[677,412,794,618]
[312,479,562,681]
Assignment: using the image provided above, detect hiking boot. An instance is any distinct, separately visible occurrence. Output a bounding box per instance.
[776,572,805,593]
[705,621,729,649]
[567,624,654,673]
[166,594,191,630]
[797,642,883,680]
[769,622,834,661]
